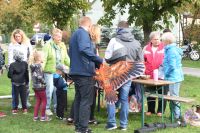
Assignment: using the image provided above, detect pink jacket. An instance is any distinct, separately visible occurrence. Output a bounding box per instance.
[143,42,164,79]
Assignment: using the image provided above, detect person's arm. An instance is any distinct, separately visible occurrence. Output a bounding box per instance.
[77,31,103,64]
[8,44,13,65]
[62,44,70,67]
[42,42,50,69]
[7,64,13,79]
[164,49,176,77]
[25,62,29,84]
[136,46,144,62]
[104,38,115,60]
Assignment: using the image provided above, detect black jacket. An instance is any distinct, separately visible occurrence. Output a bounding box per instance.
[8,61,29,84]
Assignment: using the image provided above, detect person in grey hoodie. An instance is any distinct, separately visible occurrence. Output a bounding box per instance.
[104,21,143,131]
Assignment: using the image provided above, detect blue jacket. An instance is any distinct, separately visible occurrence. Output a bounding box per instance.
[69,27,103,76]
[163,43,184,82]
[53,74,67,91]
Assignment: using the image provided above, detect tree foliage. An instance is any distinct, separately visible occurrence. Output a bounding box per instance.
[0,0,35,34]
[99,0,192,44]
[24,0,90,29]
[178,0,200,42]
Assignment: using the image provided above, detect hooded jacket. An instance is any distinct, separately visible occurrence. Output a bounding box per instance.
[105,28,143,64]
[163,43,184,82]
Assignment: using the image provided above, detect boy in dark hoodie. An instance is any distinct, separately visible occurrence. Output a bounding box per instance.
[8,50,29,114]
[53,64,68,120]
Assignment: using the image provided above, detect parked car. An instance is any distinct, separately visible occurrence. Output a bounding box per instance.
[30,33,51,45]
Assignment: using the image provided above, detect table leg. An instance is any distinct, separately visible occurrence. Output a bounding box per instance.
[141,84,145,127]
[161,86,164,122]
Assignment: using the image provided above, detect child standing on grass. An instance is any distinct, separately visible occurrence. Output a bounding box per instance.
[30,51,51,122]
[53,64,68,120]
[8,50,29,114]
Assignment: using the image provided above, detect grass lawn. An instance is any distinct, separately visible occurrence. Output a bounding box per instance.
[182,59,200,68]
[1,70,200,133]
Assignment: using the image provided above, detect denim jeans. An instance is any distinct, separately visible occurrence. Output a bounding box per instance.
[107,80,132,128]
[44,73,57,110]
[12,83,30,108]
[168,82,181,119]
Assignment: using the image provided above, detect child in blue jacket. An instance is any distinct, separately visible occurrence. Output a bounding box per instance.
[53,64,68,120]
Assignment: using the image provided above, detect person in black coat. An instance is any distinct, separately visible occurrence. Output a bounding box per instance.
[8,50,29,114]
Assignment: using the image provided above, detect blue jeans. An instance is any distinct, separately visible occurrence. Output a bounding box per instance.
[107,80,131,128]
[44,73,57,110]
[12,83,30,108]
[169,82,181,119]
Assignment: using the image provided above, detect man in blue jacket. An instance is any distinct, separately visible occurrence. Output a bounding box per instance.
[69,16,103,133]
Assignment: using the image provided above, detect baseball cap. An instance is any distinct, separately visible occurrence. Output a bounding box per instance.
[56,64,68,74]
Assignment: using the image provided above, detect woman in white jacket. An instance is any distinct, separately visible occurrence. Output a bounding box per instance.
[8,29,32,113]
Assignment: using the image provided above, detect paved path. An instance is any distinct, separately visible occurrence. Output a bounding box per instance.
[183,67,200,77]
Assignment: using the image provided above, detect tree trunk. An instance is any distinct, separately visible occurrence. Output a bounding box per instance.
[142,23,152,47]
[189,9,200,41]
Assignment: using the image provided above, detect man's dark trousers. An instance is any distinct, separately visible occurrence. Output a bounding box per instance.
[72,75,95,131]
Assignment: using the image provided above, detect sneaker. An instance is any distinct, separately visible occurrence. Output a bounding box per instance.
[18,104,22,109]
[81,128,92,133]
[145,112,152,116]
[119,126,127,131]
[0,112,6,118]
[27,102,32,108]
[33,117,39,121]
[89,119,99,125]
[67,118,74,124]
[105,124,117,130]
[157,112,162,117]
[56,116,66,120]
[45,109,53,116]
[12,109,18,114]
[23,109,28,114]
[40,116,52,122]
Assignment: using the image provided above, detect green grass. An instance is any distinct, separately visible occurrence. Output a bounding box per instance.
[1,71,200,132]
[182,59,200,68]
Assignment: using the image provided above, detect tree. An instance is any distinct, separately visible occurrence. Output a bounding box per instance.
[24,0,91,29]
[0,0,35,34]
[98,0,192,44]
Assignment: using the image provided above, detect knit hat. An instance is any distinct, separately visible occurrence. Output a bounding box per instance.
[56,64,68,74]
[13,50,24,61]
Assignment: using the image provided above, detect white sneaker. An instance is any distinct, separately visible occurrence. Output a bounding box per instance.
[45,109,53,116]
[27,102,32,107]
[18,104,22,109]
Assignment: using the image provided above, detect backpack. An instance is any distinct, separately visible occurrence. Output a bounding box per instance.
[0,47,5,69]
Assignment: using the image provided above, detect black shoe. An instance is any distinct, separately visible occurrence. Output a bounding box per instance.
[75,127,81,133]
